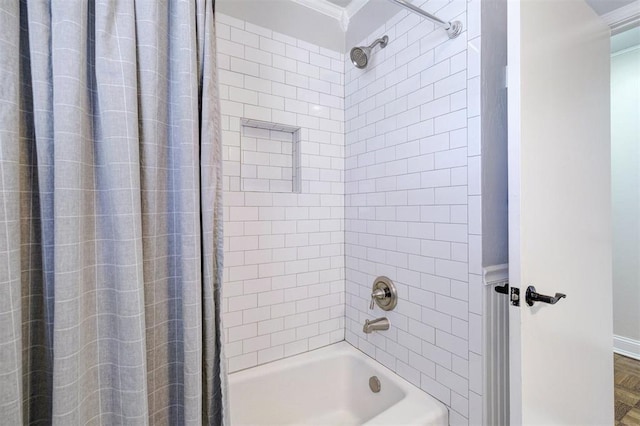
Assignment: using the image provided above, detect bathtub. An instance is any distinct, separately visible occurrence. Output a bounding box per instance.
[228,342,449,425]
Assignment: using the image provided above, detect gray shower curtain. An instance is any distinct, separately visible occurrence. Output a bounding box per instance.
[0,0,226,424]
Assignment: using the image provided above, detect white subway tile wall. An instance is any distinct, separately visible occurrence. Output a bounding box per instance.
[217,14,346,373]
[217,0,484,422]
[344,1,482,425]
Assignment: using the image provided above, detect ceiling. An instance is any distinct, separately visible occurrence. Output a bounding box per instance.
[585,0,638,15]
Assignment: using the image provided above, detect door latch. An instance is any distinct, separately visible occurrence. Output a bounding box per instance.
[510,287,520,306]
[493,283,520,306]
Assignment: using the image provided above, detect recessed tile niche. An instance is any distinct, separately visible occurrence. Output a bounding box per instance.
[240,119,301,193]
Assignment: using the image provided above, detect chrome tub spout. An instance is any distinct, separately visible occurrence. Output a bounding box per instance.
[363,317,390,334]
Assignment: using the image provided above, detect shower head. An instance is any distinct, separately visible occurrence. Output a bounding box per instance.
[350,35,389,69]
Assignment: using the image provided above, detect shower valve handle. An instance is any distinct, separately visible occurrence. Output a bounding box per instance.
[370,289,386,310]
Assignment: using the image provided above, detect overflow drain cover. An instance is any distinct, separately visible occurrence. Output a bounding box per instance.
[369,376,381,393]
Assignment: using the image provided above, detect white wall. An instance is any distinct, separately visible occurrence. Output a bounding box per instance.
[216,13,346,373]
[480,0,508,269]
[611,45,640,350]
[343,0,483,424]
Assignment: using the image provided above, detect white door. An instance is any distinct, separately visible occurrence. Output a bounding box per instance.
[507,0,614,424]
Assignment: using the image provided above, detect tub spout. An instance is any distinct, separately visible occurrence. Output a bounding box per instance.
[363,317,390,334]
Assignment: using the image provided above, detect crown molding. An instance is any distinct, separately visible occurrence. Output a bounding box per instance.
[290,0,371,31]
[290,0,344,21]
[602,1,640,32]
[344,0,370,23]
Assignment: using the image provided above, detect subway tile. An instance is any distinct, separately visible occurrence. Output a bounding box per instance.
[309,52,332,69]
[216,22,231,40]
[272,54,298,72]
[422,306,452,333]
[421,240,451,259]
[272,31,298,46]
[436,330,468,360]
[271,328,296,347]
[245,75,273,94]
[452,353,469,379]
[219,69,244,88]
[228,323,257,343]
[229,265,259,282]
[421,170,452,188]
[451,167,467,186]
[244,21,272,38]
[260,37,285,56]
[421,374,451,405]
[259,65,285,85]
[435,109,467,133]
[451,243,468,262]
[230,57,260,77]
[286,44,309,62]
[469,312,483,354]
[434,186,467,205]
[435,223,468,243]
[258,345,284,364]
[217,39,244,59]
[243,306,271,325]
[228,352,257,373]
[229,236,259,251]
[434,71,467,98]
[420,97,450,121]
[228,294,258,312]
[436,294,469,320]
[258,262,284,278]
[397,74,421,97]
[422,340,453,369]
[409,350,436,377]
[451,318,468,340]
[285,339,309,357]
[450,89,466,112]
[297,39,320,54]
[298,62,320,79]
[230,27,259,48]
[220,6,482,417]
[435,259,469,282]
[243,278,271,295]
[436,365,469,397]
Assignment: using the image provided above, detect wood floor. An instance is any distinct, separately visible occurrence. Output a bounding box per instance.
[615,353,640,425]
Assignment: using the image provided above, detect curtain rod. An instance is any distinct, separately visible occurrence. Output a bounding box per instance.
[386,0,463,39]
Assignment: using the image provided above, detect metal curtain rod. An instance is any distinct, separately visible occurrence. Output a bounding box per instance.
[386,0,462,39]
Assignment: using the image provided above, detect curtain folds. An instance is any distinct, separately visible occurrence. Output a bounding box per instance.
[0,0,226,424]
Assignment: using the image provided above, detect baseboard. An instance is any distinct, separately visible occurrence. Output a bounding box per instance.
[614,335,640,361]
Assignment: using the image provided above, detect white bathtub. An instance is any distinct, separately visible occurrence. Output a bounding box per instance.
[228,342,449,425]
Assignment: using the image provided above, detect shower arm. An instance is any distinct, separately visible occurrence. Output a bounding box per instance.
[386,0,462,39]
[368,36,389,49]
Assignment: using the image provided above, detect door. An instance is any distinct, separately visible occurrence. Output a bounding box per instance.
[507,0,614,424]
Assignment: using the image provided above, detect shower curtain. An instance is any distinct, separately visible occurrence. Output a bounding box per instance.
[0,1,226,424]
